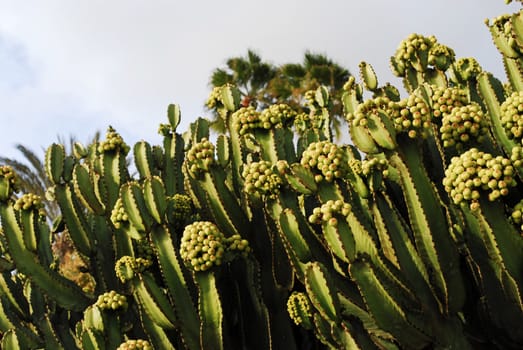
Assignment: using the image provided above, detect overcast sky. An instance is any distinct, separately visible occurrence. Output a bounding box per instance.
[0,0,520,159]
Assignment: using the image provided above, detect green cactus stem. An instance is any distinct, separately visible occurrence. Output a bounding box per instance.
[148,224,200,349]
[389,144,466,315]
[195,271,223,350]
[0,204,91,311]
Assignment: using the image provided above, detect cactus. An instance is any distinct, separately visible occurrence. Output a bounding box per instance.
[0,3,523,349]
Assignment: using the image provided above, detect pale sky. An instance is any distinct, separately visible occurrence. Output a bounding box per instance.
[0,0,520,159]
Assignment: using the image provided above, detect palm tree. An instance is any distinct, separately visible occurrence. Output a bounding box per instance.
[0,144,58,218]
[267,52,351,137]
[208,50,351,137]
[0,134,100,292]
[209,50,277,132]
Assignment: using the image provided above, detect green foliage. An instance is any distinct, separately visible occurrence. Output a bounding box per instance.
[1,3,523,350]
[208,50,350,137]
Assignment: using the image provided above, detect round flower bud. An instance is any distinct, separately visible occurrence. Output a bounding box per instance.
[186,138,215,176]
[242,160,282,199]
[134,239,154,261]
[428,43,455,71]
[167,194,194,226]
[443,148,517,210]
[392,34,437,75]
[308,199,352,226]
[347,96,399,126]
[206,86,224,110]
[232,104,295,135]
[110,198,129,229]
[259,104,296,128]
[510,199,523,235]
[348,158,363,175]
[95,290,128,311]
[180,221,226,272]
[510,145,523,168]
[440,102,489,151]
[287,292,313,330]
[301,141,349,182]
[97,127,130,155]
[362,157,389,177]
[500,91,523,143]
[14,193,43,212]
[232,106,262,135]
[294,109,327,133]
[115,256,152,282]
[225,234,251,258]
[396,93,431,138]
[0,165,20,201]
[431,86,468,121]
[452,57,482,82]
[116,339,153,350]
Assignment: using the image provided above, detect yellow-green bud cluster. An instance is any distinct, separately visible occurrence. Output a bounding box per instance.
[304,90,316,105]
[134,239,154,261]
[97,127,130,155]
[362,158,389,177]
[186,138,215,175]
[233,104,295,135]
[392,34,437,75]
[308,199,352,227]
[510,200,523,235]
[301,141,349,182]
[396,94,431,138]
[443,148,517,210]
[95,290,128,311]
[180,221,226,272]
[348,158,363,175]
[225,234,250,257]
[168,194,193,223]
[0,165,20,199]
[13,193,43,211]
[115,256,152,282]
[428,43,456,71]
[206,86,224,110]
[261,104,296,127]
[511,145,523,168]
[116,339,153,350]
[232,106,261,135]
[347,96,399,125]
[111,198,129,229]
[431,87,468,120]
[293,112,309,133]
[500,91,523,142]
[452,57,482,82]
[294,111,325,133]
[287,291,313,329]
[440,103,489,150]
[0,166,19,186]
[242,161,282,198]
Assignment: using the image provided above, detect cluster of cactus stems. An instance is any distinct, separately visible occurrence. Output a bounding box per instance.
[0,3,523,350]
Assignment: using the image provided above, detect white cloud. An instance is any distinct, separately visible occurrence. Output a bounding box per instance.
[0,0,520,159]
